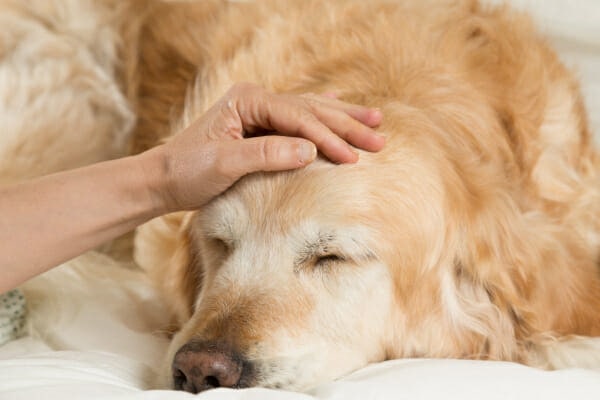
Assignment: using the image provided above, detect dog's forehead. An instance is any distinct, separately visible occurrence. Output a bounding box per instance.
[199,160,374,236]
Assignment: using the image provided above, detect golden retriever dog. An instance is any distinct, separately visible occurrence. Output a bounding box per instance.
[128,0,600,393]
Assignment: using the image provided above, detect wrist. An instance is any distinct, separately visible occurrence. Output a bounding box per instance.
[134,145,175,217]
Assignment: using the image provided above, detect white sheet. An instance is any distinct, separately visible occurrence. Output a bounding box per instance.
[2,347,600,399]
[1,1,599,399]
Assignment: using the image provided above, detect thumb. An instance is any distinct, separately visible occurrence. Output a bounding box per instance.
[225,136,317,177]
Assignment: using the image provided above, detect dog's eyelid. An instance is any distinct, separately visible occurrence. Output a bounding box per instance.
[293,227,377,271]
[316,250,378,264]
[208,235,234,251]
[314,253,346,266]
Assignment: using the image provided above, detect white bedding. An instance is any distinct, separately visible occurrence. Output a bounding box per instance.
[2,350,600,400]
[1,1,600,399]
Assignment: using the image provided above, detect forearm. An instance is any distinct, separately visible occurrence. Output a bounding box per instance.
[0,149,166,293]
[0,84,384,293]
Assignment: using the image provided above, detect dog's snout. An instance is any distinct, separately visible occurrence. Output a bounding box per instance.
[172,342,244,393]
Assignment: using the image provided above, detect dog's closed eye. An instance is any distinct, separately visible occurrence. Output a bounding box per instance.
[294,228,378,273]
[314,254,345,267]
[208,237,233,254]
[294,252,347,273]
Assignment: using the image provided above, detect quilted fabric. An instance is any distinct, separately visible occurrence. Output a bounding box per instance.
[0,289,26,346]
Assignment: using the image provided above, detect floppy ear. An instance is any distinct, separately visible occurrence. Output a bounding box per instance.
[134,212,203,333]
[452,190,600,363]
[454,199,538,357]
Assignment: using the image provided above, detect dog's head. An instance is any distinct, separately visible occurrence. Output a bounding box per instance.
[168,158,398,391]
[137,103,558,393]
[130,0,600,390]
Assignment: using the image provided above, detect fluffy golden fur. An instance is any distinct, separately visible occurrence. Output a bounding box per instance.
[4,0,597,393]
[129,0,600,391]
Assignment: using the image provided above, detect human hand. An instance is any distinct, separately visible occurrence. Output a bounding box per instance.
[143,82,384,212]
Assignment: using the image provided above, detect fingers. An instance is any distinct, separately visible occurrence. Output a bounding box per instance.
[261,103,361,164]
[301,95,385,153]
[227,83,385,164]
[305,93,383,129]
[156,84,384,211]
[221,136,317,179]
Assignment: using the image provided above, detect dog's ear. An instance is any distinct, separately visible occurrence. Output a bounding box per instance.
[135,212,203,333]
[453,207,536,360]
[452,192,600,362]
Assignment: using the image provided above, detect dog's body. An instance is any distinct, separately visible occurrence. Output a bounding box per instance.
[1,0,599,394]
[128,0,600,392]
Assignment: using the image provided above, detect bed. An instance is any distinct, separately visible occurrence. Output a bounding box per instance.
[1,1,599,398]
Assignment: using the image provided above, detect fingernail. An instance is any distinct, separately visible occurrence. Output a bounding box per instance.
[299,142,317,164]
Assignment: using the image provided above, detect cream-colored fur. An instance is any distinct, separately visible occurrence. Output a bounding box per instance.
[0,0,134,183]
[130,0,600,392]
[2,0,599,394]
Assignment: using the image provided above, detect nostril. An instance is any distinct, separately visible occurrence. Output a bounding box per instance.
[172,368,187,391]
[171,368,221,393]
[204,375,220,388]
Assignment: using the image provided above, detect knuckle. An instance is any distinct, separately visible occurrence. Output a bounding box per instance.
[296,111,319,133]
[258,137,277,164]
[336,113,356,135]
[300,94,320,111]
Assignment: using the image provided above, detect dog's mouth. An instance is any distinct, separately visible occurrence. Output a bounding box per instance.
[171,341,256,393]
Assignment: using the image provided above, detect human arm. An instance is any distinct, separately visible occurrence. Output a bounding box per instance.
[0,83,383,293]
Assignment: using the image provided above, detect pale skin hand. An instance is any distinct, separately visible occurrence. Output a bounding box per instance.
[0,83,384,293]
[146,83,384,211]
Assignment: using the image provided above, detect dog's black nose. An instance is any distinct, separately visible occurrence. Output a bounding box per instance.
[172,342,243,393]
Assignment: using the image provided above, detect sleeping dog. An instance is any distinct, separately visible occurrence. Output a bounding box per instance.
[128,0,600,393]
